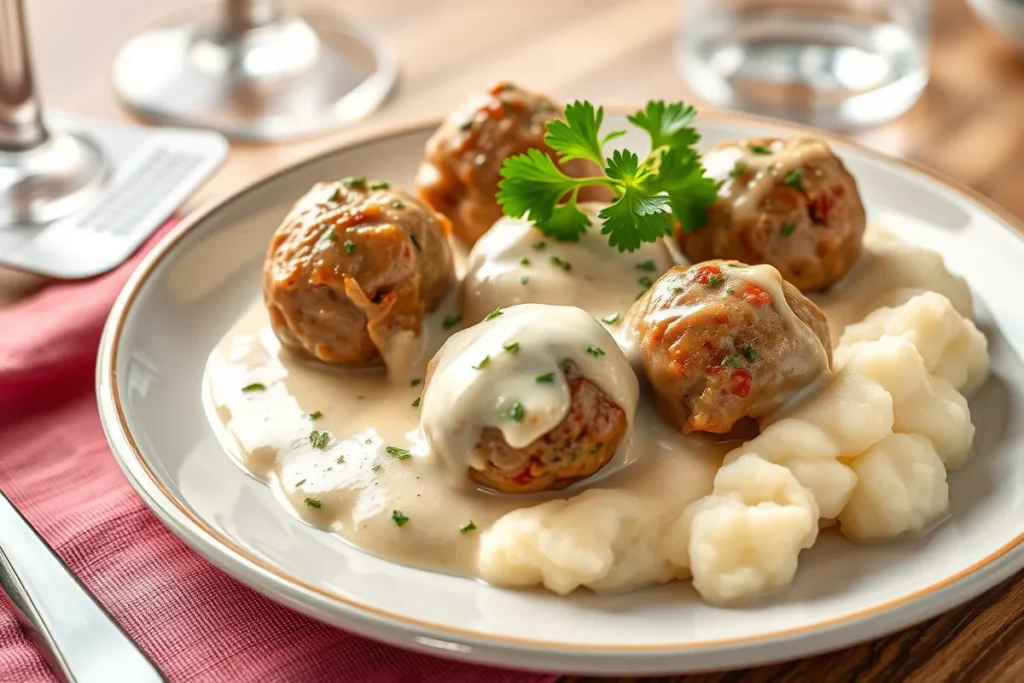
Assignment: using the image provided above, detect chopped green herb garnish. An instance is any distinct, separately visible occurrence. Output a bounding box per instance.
[781,220,796,237]
[497,99,717,249]
[742,345,757,362]
[392,510,409,527]
[723,356,742,368]
[586,345,605,357]
[535,372,556,383]
[304,497,322,509]
[784,168,803,189]
[412,397,421,408]
[636,260,657,272]
[484,308,504,321]
[730,161,747,177]
[241,382,265,392]
[344,240,356,255]
[308,410,323,420]
[410,378,422,387]
[460,520,477,533]
[295,479,306,487]
[671,287,684,294]
[706,274,723,288]
[369,181,389,190]
[309,430,329,449]
[638,275,655,288]
[503,342,520,354]
[726,285,736,294]
[501,401,525,422]
[386,446,411,460]
[392,200,404,209]
[520,275,530,285]
[750,144,772,155]
[520,257,531,266]
[601,312,621,325]
[325,228,338,242]
[550,256,572,271]
[473,356,491,370]
[336,455,345,464]
[329,188,343,202]
[343,177,366,188]
[532,241,548,251]
[442,314,462,329]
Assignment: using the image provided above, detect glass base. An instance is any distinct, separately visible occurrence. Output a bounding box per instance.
[679,12,928,130]
[112,6,398,142]
[0,132,108,226]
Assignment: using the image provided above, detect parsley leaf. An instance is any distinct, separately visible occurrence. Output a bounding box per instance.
[627,100,699,151]
[544,101,625,166]
[496,149,589,232]
[598,150,672,251]
[645,146,718,234]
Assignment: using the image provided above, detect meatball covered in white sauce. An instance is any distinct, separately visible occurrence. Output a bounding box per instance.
[627,261,831,434]
[263,179,454,369]
[421,304,638,493]
[461,207,674,325]
[677,137,866,292]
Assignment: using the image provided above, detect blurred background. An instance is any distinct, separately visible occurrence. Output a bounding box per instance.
[15,0,1022,208]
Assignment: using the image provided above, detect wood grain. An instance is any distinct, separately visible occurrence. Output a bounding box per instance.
[6,0,1024,680]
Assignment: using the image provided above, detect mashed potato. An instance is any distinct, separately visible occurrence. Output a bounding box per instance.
[838,433,949,541]
[835,292,989,395]
[478,489,675,595]
[673,454,819,604]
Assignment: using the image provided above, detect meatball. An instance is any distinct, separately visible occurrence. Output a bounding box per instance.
[469,362,628,493]
[415,82,600,246]
[677,137,866,292]
[263,179,454,369]
[628,261,831,434]
[420,303,638,494]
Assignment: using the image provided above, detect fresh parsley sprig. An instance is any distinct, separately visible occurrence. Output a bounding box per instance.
[497,100,717,252]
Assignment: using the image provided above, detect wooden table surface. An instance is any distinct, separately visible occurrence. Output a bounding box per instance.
[11,0,1024,680]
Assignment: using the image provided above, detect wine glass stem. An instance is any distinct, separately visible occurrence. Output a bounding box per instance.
[220,0,283,37]
[0,0,47,151]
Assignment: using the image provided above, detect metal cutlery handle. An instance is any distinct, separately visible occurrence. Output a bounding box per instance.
[0,490,165,683]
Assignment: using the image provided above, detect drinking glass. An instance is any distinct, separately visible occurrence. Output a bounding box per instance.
[677,0,931,129]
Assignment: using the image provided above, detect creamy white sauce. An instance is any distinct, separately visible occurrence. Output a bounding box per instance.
[422,303,639,472]
[203,220,972,580]
[705,139,832,218]
[461,204,674,336]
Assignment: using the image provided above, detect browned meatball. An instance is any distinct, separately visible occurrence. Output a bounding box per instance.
[677,137,866,292]
[628,261,831,434]
[263,179,454,368]
[415,82,601,246]
[424,360,628,494]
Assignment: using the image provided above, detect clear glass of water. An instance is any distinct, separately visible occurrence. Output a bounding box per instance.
[678,0,931,129]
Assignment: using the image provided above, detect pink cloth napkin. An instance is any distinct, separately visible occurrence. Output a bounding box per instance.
[0,223,559,683]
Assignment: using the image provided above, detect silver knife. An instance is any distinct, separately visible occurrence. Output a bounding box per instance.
[0,488,166,682]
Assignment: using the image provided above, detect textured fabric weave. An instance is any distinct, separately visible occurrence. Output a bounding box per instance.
[0,224,557,683]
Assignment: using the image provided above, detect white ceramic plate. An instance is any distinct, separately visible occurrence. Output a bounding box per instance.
[97,112,1024,676]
